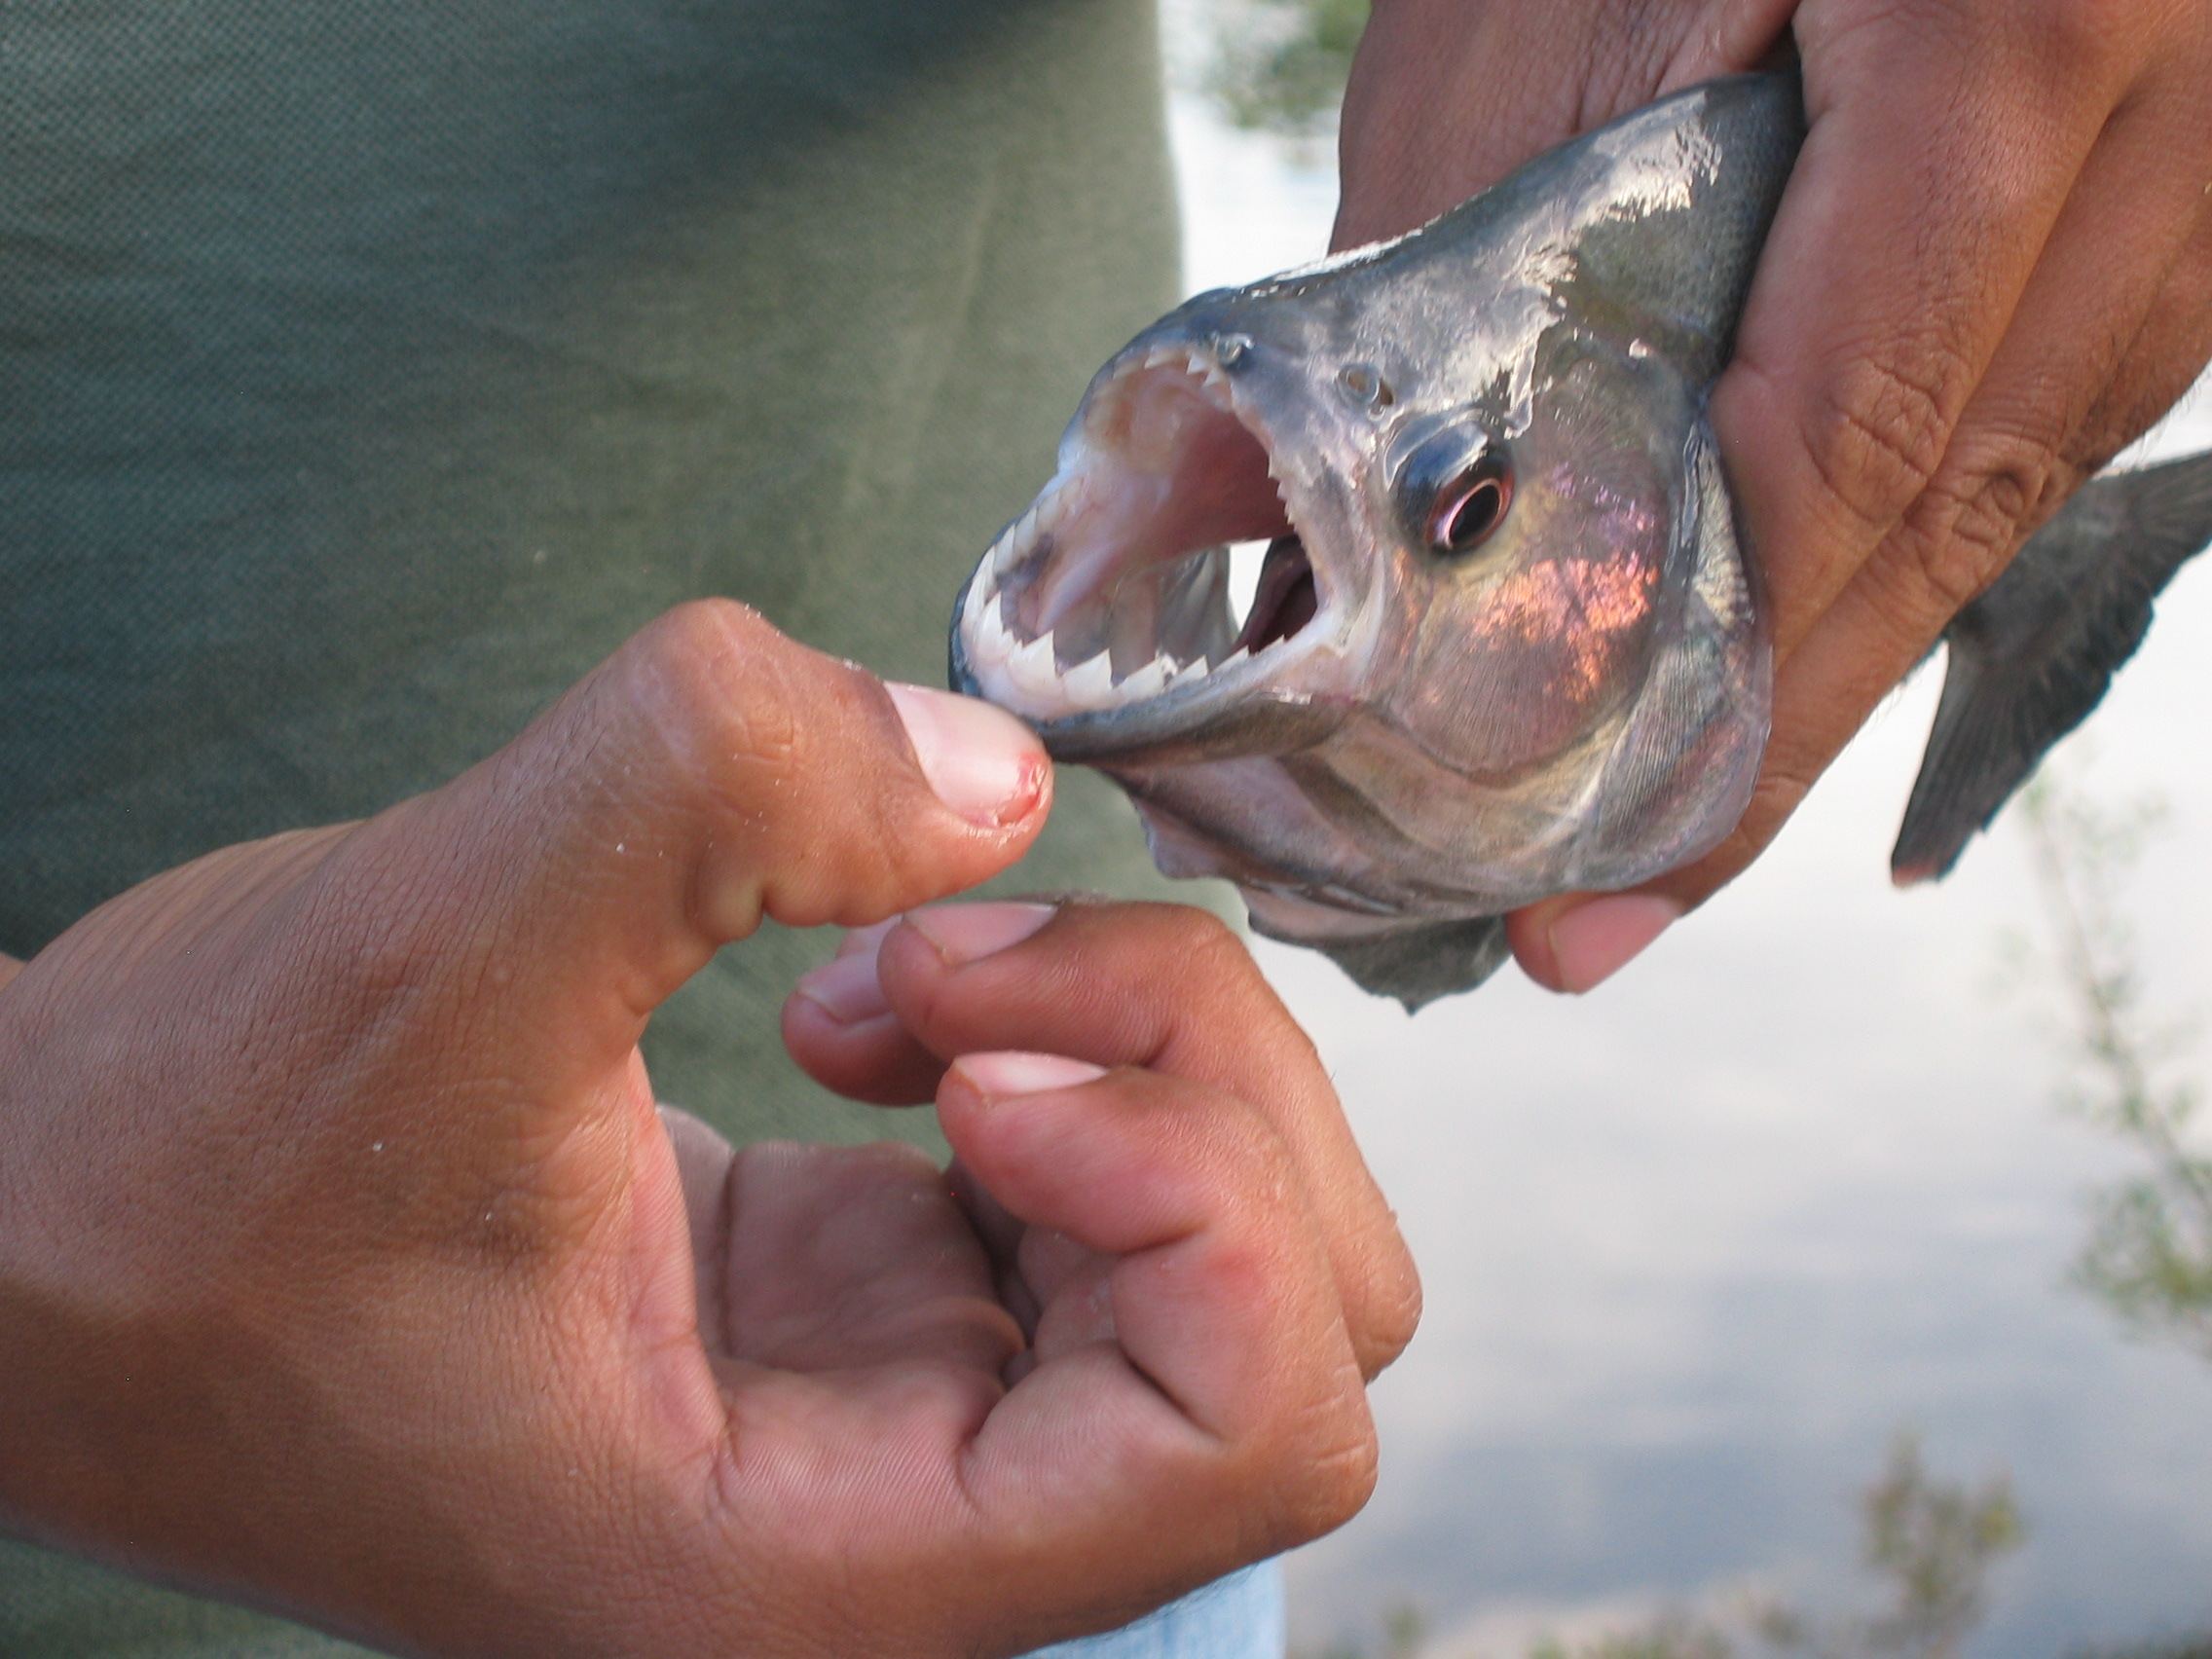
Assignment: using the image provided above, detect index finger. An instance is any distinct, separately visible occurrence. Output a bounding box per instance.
[878,901,1422,1382]
[938,1052,1378,1596]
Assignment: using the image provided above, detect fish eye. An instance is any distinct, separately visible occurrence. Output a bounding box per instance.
[1428,455,1513,555]
[1390,421,1512,556]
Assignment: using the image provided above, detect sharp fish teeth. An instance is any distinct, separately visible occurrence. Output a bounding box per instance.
[998,506,1038,569]
[960,576,991,652]
[1061,649,1115,706]
[967,584,1014,669]
[1213,646,1250,674]
[988,483,1077,580]
[1006,631,1061,701]
[1169,656,1211,689]
[1115,654,1174,703]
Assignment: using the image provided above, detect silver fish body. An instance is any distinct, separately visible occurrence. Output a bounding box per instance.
[951,73,1804,1005]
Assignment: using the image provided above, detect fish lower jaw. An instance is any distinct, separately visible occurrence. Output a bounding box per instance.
[958,574,1338,725]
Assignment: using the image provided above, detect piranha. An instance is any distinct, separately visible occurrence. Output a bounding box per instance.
[949,69,2212,1008]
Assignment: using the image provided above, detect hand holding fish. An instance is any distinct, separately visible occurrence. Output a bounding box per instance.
[0,605,1407,1655]
[954,18,2212,1006]
[1339,0,2212,989]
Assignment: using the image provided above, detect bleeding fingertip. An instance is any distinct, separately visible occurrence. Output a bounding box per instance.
[954,1051,1108,1099]
[793,949,891,1024]
[1547,896,1680,994]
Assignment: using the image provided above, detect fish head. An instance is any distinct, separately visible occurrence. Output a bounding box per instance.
[951,74,1802,995]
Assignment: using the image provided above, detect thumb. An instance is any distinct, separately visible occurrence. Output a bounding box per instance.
[337,600,1050,1097]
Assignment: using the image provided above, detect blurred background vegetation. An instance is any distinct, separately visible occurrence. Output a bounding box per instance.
[1296,1436,2025,1659]
[1202,0,1367,135]
[2012,768,2212,1360]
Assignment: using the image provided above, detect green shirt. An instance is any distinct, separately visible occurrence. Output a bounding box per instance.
[0,0,1207,1645]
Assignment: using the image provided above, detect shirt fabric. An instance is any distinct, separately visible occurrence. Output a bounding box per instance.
[1033,1563,1287,1659]
[0,0,1253,1649]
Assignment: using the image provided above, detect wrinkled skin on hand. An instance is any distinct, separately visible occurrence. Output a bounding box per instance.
[1339,0,2212,990]
[0,603,1416,1659]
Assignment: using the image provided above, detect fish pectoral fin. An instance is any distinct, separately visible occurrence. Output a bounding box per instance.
[1893,450,2212,884]
[1279,914,1514,1011]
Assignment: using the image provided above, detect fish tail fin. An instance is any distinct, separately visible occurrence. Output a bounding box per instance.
[1892,450,2212,884]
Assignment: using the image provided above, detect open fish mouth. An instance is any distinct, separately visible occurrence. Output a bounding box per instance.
[953,338,1356,750]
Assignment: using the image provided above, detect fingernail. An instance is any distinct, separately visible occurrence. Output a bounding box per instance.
[1548,896,1680,993]
[792,950,890,1024]
[885,682,1048,828]
[907,902,1055,965]
[835,918,899,960]
[956,1051,1108,1096]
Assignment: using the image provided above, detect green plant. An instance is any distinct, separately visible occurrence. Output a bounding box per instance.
[2014,768,2212,1357]
[1438,1439,2022,1659]
[1295,1599,1427,1659]
[1534,1611,1734,1659]
[1204,0,1370,135]
[2073,1639,2212,1659]
[1856,1435,2025,1659]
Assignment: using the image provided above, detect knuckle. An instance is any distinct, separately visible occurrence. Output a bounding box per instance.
[1887,520,2002,626]
[634,597,768,692]
[1802,344,1967,540]
[1181,914,1265,993]
[1358,1247,1424,1375]
[1220,1118,1307,1219]
[1886,439,2062,623]
[635,601,822,792]
[1124,903,1279,1013]
[1143,902,1243,961]
[1277,1413,1381,1543]
[722,693,807,788]
[619,601,936,931]
[1924,502,2027,616]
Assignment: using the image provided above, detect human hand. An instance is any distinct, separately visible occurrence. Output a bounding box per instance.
[1336,0,2212,990]
[783,896,1420,1383]
[0,601,1403,1656]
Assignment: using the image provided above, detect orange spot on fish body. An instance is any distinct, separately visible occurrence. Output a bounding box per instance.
[1472,555,1658,702]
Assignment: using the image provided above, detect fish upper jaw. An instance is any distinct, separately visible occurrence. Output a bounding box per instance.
[950,330,1385,762]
